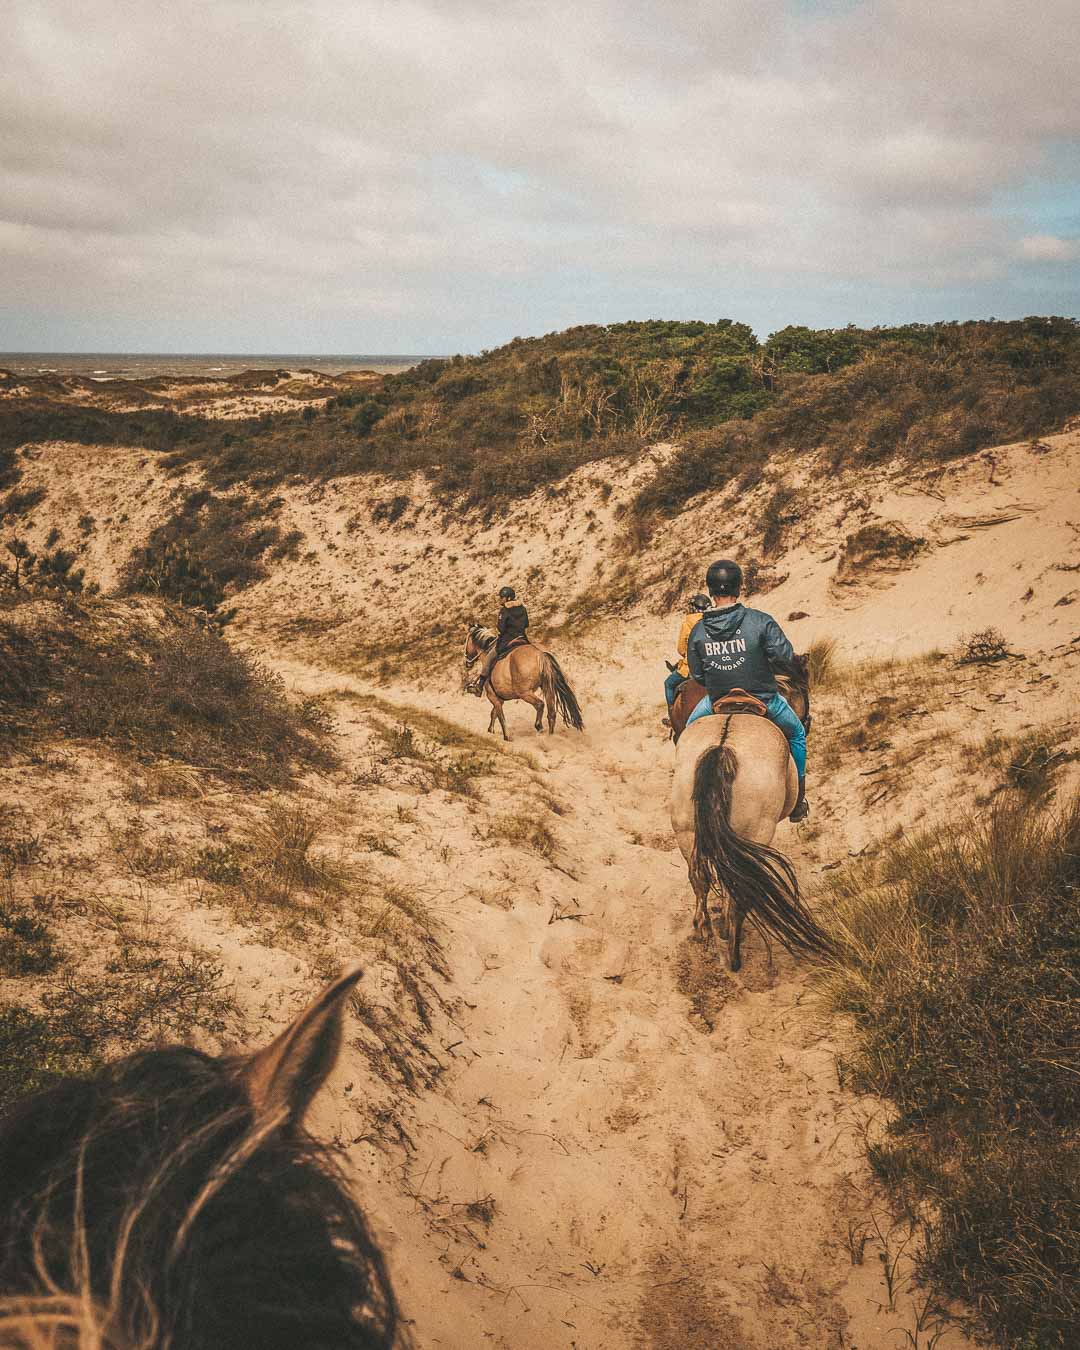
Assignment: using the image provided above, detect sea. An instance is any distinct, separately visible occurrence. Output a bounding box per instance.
[0,353,431,380]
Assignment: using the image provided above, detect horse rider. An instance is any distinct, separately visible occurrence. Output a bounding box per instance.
[684,559,810,822]
[663,592,711,722]
[471,585,530,695]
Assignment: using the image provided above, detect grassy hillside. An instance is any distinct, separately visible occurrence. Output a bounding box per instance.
[4,318,1079,514]
[819,793,1080,1348]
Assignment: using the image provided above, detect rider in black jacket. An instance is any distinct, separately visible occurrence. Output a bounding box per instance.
[472,586,529,694]
[685,559,809,822]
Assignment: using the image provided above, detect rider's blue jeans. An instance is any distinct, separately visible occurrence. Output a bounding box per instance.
[664,669,685,710]
[685,691,807,778]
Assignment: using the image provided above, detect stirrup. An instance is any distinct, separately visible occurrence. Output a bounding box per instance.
[789,798,810,822]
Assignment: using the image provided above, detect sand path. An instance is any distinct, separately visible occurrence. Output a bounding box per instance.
[275,653,975,1350]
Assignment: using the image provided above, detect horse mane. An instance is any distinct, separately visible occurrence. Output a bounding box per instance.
[0,1046,399,1350]
[467,625,496,652]
[772,653,810,709]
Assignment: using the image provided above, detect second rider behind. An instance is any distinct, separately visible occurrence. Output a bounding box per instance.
[685,559,809,822]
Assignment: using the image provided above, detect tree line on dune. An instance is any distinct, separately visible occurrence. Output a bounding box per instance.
[1,317,1078,511]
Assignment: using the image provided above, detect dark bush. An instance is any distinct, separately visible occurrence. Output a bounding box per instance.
[4,318,1079,516]
[120,490,292,617]
[0,598,334,784]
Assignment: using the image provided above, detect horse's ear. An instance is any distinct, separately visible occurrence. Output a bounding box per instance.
[241,965,364,1130]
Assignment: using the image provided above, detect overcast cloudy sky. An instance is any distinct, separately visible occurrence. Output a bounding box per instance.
[2,0,1078,353]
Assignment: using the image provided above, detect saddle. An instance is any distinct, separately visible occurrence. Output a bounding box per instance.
[496,635,530,657]
[711,688,768,717]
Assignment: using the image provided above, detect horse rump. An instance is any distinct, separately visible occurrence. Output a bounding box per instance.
[689,744,829,960]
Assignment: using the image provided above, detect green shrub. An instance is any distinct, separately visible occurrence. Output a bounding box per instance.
[120,489,295,617]
[4,318,1079,516]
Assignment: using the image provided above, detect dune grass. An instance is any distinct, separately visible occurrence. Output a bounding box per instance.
[817,793,1080,1347]
[0,944,237,1113]
[0,597,334,785]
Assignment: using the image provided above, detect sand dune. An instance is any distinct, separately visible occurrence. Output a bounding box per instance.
[3,421,1078,1346]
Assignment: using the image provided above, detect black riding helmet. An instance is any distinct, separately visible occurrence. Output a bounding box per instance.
[705,560,742,597]
[689,593,710,612]
[498,586,516,600]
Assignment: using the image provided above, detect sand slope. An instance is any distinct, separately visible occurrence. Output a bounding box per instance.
[5,424,1080,1346]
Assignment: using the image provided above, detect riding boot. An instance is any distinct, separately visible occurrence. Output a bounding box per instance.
[789,776,810,822]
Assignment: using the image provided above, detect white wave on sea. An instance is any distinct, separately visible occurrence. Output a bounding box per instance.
[2,352,433,379]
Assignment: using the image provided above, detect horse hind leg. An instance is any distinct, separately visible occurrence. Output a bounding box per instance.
[523,692,545,733]
[692,879,715,944]
[540,658,557,733]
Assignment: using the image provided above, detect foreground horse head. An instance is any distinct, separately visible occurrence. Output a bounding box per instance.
[670,716,830,971]
[0,968,399,1350]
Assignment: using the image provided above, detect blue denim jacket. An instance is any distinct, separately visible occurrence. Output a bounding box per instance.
[685,603,795,702]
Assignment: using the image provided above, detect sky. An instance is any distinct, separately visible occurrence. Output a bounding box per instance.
[2,0,1079,354]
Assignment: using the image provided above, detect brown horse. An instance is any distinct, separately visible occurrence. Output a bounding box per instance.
[0,968,400,1349]
[668,658,828,971]
[463,625,584,741]
[668,656,811,743]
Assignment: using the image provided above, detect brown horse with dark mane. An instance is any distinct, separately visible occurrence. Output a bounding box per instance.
[0,968,401,1349]
[463,625,584,740]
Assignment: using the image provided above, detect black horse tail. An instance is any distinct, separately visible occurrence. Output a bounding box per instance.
[689,744,830,959]
[543,654,584,731]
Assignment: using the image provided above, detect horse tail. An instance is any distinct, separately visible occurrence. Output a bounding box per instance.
[543,654,584,731]
[689,744,829,958]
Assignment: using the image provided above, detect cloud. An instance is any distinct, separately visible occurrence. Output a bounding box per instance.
[1018,234,1080,262]
[1,0,1078,350]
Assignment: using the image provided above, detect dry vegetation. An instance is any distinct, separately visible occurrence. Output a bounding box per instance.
[4,319,1079,526]
[0,594,332,784]
[817,794,1080,1349]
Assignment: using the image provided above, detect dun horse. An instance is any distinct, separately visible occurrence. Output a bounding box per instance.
[0,968,399,1350]
[463,626,584,740]
[669,659,831,971]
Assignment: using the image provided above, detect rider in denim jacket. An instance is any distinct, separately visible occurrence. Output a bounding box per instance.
[685,559,809,822]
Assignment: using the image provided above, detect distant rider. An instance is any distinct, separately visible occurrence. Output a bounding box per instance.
[663,593,711,718]
[685,560,809,822]
[472,585,530,695]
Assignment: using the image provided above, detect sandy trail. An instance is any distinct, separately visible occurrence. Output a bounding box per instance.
[278,655,974,1350]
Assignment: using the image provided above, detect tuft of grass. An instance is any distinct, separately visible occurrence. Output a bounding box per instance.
[804,636,839,689]
[0,946,237,1111]
[486,814,556,859]
[239,802,351,903]
[817,794,1080,1348]
[192,803,352,919]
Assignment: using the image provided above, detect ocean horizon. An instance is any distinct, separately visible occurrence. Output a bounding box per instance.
[0,352,434,379]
